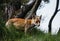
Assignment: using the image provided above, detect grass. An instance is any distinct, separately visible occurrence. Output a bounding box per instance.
[0,24,60,41]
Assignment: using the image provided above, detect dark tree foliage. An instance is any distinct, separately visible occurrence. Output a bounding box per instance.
[0,0,4,4]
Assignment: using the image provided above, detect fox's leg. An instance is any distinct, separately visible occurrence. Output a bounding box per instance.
[25,28,27,35]
[25,24,28,35]
[25,23,29,35]
[5,20,12,28]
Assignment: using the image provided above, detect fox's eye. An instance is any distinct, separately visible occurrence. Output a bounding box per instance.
[36,21,38,23]
[36,20,40,23]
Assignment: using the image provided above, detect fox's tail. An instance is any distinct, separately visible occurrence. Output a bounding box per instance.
[5,20,12,28]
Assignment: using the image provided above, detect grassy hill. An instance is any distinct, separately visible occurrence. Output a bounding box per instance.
[0,23,60,41]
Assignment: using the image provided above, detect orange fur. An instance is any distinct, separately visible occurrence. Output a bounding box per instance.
[5,16,41,35]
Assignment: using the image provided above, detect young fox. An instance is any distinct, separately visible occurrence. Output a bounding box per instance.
[5,15,42,35]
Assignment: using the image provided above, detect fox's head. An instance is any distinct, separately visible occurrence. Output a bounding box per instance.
[31,15,42,27]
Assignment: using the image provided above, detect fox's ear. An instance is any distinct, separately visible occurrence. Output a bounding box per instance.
[40,15,42,19]
[32,14,35,18]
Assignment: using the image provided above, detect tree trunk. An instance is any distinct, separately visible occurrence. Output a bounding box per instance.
[15,0,35,18]
[25,0,41,19]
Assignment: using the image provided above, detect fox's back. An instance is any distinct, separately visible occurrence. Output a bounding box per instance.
[10,18,31,27]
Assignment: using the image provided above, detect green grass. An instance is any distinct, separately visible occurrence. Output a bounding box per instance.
[1,24,60,41]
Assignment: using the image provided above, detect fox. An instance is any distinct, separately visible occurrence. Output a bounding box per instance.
[5,15,42,35]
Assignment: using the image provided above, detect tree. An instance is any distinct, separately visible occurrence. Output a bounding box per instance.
[15,0,36,18]
[25,0,41,19]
